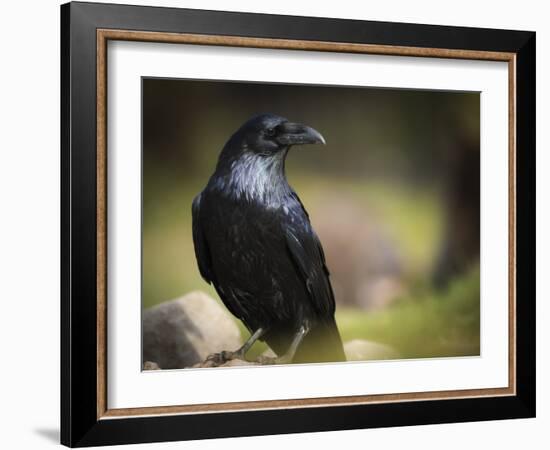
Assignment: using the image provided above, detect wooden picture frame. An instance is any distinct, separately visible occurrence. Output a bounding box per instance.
[61,1,535,446]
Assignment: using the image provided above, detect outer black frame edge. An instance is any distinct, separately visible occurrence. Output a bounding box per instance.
[60,2,71,447]
[514,32,536,418]
[75,396,534,447]
[60,2,536,447]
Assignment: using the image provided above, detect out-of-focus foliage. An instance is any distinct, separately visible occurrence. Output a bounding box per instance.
[337,266,480,358]
[142,78,481,359]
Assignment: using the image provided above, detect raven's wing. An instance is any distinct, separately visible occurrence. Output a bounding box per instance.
[285,217,345,362]
[192,193,251,326]
[285,225,336,319]
[191,193,214,284]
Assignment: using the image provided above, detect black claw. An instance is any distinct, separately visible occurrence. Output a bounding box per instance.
[204,352,227,366]
[203,350,248,367]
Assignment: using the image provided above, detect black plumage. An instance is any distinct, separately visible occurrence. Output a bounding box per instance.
[192,114,345,364]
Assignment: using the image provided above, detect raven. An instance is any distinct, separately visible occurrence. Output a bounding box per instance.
[192,113,346,365]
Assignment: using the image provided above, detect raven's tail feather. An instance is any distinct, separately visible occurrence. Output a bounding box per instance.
[293,319,346,363]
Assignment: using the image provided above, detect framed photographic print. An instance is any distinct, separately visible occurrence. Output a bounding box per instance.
[60,1,536,447]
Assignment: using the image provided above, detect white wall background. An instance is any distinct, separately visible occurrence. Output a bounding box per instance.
[0,0,546,448]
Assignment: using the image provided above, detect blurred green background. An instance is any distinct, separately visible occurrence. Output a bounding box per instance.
[142,78,480,360]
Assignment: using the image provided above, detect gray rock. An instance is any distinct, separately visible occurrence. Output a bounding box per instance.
[189,339,400,367]
[143,291,243,369]
[143,361,160,370]
[344,339,400,361]
[192,357,257,368]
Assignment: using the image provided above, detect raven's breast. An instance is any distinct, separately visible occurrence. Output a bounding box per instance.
[199,191,312,335]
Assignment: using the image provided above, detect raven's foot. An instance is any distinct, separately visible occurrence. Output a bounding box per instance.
[200,328,267,367]
[202,350,246,367]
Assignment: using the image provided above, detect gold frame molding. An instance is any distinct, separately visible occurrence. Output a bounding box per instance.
[96,29,517,420]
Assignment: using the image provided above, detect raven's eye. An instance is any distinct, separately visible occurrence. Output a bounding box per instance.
[264,127,276,138]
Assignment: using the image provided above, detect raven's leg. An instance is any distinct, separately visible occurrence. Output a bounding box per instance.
[204,327,265,366]
[257,321,310,365]
[222,327,265,360]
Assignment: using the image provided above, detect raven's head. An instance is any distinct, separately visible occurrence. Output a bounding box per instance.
[226,113,325,158]
[212,114,325,199]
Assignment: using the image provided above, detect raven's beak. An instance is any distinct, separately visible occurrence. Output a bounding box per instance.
[277,122,326,146]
